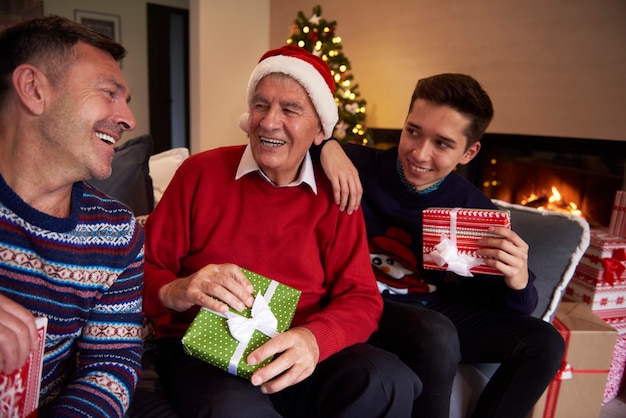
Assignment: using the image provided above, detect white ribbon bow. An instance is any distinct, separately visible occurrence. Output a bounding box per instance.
[428,208,481,277]
[225,292,279,342]
[208,280,280,375]
[429,234,481,277]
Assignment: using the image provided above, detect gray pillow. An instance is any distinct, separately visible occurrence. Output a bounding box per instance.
[88,134,154,216]
[492,199,590,321]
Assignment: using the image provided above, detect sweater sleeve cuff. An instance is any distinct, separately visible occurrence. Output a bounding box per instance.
[301,320,340,363]
[503,270,538,315]
[144,272,178,318]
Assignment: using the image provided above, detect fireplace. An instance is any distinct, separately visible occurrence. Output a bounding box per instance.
[369,130,626,227]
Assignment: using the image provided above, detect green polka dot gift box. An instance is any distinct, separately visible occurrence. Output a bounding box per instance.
[182,268,301,379]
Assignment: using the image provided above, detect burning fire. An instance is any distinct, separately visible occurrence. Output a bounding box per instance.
[521,186,583,217]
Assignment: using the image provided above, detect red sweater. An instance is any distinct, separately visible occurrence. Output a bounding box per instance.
[143,145,382,362]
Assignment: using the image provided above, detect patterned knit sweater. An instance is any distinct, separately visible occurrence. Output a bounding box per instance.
[0,175,144,418]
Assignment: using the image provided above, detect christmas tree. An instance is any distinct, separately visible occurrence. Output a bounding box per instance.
[287,5,369,145]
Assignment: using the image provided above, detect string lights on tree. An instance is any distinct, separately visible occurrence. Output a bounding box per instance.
[287,5,369,145]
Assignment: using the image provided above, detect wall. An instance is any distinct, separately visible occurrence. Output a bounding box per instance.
[270,0,626,141]
[41,1,625,152]
[189,0,269,153]
[43,0,189,143]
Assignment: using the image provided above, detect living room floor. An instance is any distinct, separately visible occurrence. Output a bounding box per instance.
[600,388,626,418]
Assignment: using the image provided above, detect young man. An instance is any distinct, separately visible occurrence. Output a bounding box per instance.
[0,16,144,417]
[318,73,565,418]
[142,45,420,417]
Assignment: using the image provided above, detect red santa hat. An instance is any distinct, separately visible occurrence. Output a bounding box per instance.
[239,44,338,139]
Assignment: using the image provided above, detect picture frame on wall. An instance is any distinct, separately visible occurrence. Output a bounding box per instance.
[74,10,121,43]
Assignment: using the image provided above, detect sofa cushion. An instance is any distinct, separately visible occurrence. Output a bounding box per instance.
[491,199,590,321]
[149,147,189,206]
[88,134,154,216]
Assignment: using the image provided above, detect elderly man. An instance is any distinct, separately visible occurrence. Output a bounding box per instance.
[143,45,421,417]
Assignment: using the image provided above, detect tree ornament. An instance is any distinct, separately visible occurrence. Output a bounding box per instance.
[308,13,321,25]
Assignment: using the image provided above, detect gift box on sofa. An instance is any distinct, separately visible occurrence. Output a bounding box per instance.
[182,268,301,379]
[423,207,510,276]
[527,302,617,418]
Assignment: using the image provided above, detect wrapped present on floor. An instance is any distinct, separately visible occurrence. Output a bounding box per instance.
[597,314,626,335]
[562,228,626,406]
[577,227,626,284]
[563,227,626,317]
[563,267,626,318]
[422,207,510,277]
[527,302,617,418]
[182,268,301,379]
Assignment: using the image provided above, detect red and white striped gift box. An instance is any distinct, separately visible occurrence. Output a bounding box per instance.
[578,228,626,285]
[609,190,626,239]
[563,266,626,317]
[422,207,510,276]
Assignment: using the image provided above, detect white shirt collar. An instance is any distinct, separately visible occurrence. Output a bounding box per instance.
[235,145,317,194]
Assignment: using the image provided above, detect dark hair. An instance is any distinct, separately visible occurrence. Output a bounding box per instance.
[0,15,126,101]
[409,73,494,146]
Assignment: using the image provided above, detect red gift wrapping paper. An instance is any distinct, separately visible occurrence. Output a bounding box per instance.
[609,190,626,239]
[578,228,626,286]
[598,314,626,335]
[422,207,510,276]
[0,317,47,418]
[603,334,626,405]
[563,266,626,317]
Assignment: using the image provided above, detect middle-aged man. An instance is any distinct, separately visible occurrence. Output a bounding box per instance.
[0,15,144,417]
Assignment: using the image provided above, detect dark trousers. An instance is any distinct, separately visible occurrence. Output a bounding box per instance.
[155,339,421,418]
[369,298,565,418]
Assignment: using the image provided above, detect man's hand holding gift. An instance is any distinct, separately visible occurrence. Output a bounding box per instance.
[159,263,255,314]
[478,226,530,290]
[180,267,302,390]
[248,326,319,393]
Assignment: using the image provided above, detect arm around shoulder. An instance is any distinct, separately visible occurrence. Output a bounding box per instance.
[317,139,363,214]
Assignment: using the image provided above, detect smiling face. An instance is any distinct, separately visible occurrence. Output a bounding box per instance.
[248,73,324,185]
[40,41,136,181]
[397,98,481,191]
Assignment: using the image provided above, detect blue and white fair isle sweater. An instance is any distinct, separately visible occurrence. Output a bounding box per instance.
[0,175,144,418]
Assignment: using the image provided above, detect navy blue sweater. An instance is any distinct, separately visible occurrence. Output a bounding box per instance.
[340,143,537,314]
